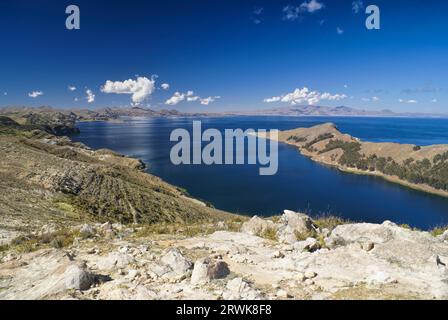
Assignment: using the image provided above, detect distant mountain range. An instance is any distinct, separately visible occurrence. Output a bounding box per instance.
[222,105,447,117]
[1,105,447,121]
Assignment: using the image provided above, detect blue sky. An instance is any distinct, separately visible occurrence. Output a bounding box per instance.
[0,0,447,113]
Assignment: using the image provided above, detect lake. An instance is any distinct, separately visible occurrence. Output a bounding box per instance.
[73,116,448,230]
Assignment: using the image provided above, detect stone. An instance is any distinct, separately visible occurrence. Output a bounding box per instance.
[277,211,316,244]
[304,271,317,279]
[304,279,315,286]
[160,248,193,275]
[127,269,140,280]
[328,223,394,247]
[96,252,135,270]
[276,289,289,298]
[294,238,320,252]
[64,263,94,291]
[271,250,284,259]
[241,216,276,236]
[191,257,230,285]
[222,278,263,300]
[294,272,306,282]
[362,241,375,252]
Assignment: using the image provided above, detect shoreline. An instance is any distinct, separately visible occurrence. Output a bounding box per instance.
[270,134,448,200]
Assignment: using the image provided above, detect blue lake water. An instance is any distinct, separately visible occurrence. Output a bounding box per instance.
[73,116,448,230]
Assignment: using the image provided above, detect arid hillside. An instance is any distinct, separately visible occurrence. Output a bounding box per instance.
[0,116,233,244]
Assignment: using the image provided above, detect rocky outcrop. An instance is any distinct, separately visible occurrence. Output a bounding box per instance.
[1,213,446,300]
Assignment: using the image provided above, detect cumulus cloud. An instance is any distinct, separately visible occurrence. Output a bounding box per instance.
[68,86,77,91]
[166,90,220,106]
[166,92,186,105]
[264,87,346,106]
[352,0,364,14]
[86,89,95,103]
[432,99,438,103]
[28,91,43,98]
[283,0,324,21]
[161,83,170,90]
[337,27,344,35]
[101,76,156,105]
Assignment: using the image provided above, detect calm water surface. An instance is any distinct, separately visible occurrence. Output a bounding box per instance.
[73,116,448,230]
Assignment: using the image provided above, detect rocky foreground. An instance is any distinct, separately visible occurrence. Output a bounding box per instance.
[1,211,447,300]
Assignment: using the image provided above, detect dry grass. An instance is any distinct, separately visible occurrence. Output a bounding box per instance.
[6,228,80,253]
[258,227,278,242]
[430,226,448,237]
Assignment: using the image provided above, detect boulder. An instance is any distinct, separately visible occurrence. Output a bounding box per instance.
[64,263,94,291]
[160,248,192,275]
[277,210,315,244]
[223,277,263,300]
[241,216,276,236]
[294,238,320,252]
[327,223,394,248]
[191,257,230,285]
[96,252,135,270]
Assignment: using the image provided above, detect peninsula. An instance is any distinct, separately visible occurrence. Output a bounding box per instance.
[260,123,448,197]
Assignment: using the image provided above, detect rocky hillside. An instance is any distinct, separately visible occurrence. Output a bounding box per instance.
[0,117,233,245]
[0,211,447,300]
[265,123,448,197]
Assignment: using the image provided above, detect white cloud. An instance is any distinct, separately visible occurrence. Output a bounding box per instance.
[28,91,43,98]
[200,96,221,105]
[101,76,156,105]
[300,0,324,13]
[431,99,438,103]
[3,92,7,96]
[282,6,301,21]
[264,87,347,106]
[344,84,348,88]
[352,0,364,14]
[74,98,79,102]
[86,89,95,103]
[166,90,220,106]
[166,92,186,105]
[337,27,344,35]
[283,0,324,21]
[399,98,418,104]
[68,86,77,91]
[372,96,380,101]
[161,83,170,90]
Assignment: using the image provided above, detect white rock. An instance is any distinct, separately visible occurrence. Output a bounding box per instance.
[276,289,289,298]
[241,216,276,236]
[191,258,230,285]
[64,263,94,291]
[304,271,317,279]
[160,248,192,275]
